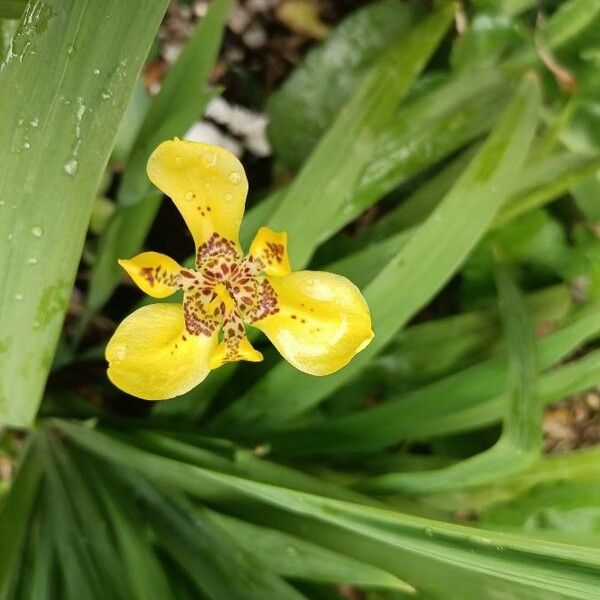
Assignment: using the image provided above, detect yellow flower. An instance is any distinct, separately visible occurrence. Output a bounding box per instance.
[106,140,374,400]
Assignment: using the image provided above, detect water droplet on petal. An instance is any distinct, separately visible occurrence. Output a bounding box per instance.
[115,347,126,360]
[228,172,242,185]
[183,191,195,201]
[203,152,217,166]
[64,159,79,176]
[31,226,43,237]
[224,193,233,202]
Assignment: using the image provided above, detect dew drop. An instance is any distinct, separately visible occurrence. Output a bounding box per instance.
[31,226,43,237]
[203,152,217,166]
[228,172,242,185]
[224,193,233,202]
[93,68,100,75]
[64,159,79,176]
[101,92,110,100]
[27,257,38,265]
[67,44,75,56]
[115,348,126,360]
[183,191,195,201]
[22,142,30,150]
[14,293,23,301]
[30,117,39,127]
[7,233,13,241]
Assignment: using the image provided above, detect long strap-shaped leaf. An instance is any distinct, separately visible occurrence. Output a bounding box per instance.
[269,298,600,457]
[60,421,600,600]
[360,268,541,495]
[214,74,541,431]
[267,1,455,267]
[0,438,42,598]
[0,0,168,427]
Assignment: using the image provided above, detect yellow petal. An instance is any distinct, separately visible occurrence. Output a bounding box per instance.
[209,308,263,368]
[210,335,263,369]
[119,252,186,298]
[106,303,217,400]
[251,271,374,376]
[247,226,291,276]
[147,140,248,249]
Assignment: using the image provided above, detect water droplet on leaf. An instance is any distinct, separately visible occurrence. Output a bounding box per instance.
[31,226,43,237]
[64,159,79,176]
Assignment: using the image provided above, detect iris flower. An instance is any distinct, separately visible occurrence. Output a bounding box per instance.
[106,140,374,400]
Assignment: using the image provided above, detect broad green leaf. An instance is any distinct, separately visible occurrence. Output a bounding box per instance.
[215,74,541,432]
[0,0,169,427]
[207,510,413,591]
[266,0,422,168]
[84,0,230,320]
[60,422,600,600]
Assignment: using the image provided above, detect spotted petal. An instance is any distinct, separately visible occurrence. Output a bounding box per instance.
[248,226,291,276]
[147,139,248,250]
[210,310,263,369]
[106,303,217,400]
[119,251,187,298]
[251,271,374,376]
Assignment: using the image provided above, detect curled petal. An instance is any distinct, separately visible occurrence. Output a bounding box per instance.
[147,139,247,250]
[251,271,374,376]
[106,304,217,400]
[247,226,291,276]
[210,331,263,369]
[119,252,187,298]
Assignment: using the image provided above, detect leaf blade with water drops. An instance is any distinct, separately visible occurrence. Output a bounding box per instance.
[0,0,169,427]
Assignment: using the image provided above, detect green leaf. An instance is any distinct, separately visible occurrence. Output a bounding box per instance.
[266,0,422,168]
[0,440,42,598]
[60,422,600,600]
[207,510,413,592]
[359,268,541,495]
[138,481,307,600]
[84,0,230,319]
[215,74,541,432]
[0,0,25,19]
[481,480,600,537]
[267,2,456,268]
[0,0,169,427]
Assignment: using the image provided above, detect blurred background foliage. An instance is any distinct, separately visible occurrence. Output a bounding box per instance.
[1,0,600,597]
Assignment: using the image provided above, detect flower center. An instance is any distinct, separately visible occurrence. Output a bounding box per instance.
[180,232,278,338]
